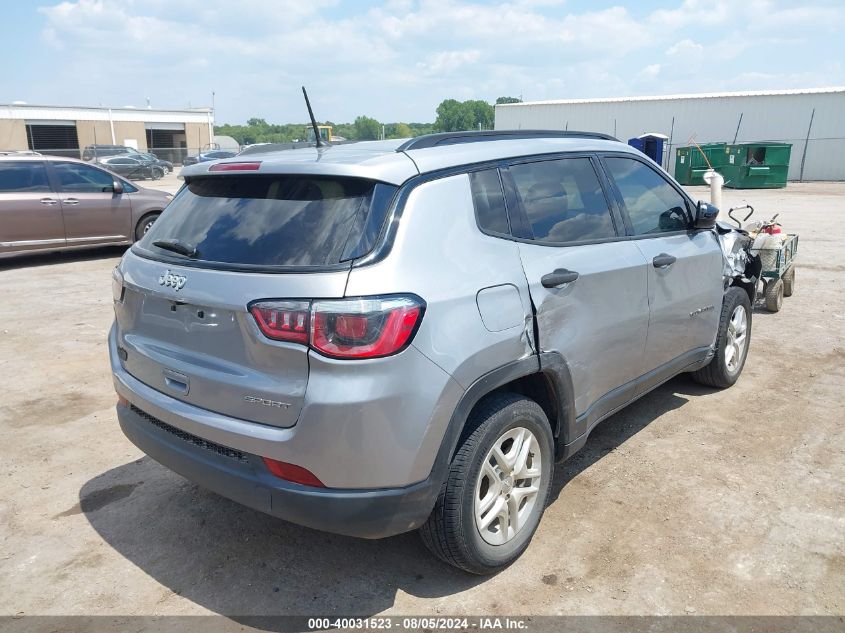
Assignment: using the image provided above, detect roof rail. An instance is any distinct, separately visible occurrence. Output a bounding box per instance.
[396,129,618,151]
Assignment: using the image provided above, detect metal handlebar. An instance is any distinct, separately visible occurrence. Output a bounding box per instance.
[728,205,755,228]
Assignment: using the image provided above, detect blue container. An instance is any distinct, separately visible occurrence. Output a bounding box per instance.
[628,134,667,165]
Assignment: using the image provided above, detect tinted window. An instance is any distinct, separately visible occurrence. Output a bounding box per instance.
[510,158,615,242]
[54,162,115,193]
[140,176,397,268]
[120,178,138,193]
[469,169,509,235]
[604,158,690,235]
[0,162,51,193]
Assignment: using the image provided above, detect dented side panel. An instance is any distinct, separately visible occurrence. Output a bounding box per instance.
[517,241,650,417]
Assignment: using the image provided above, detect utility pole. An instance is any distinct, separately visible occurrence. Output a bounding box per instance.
[732,113,743,143]
[799,108,815,182]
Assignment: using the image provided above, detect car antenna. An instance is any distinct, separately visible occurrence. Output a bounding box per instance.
[302,86,325,148]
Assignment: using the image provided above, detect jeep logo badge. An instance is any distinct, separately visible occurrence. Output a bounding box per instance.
[159,269,187,291]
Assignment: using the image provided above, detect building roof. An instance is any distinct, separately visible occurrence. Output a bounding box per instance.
[496,86,845,108]
[0,102,212,124]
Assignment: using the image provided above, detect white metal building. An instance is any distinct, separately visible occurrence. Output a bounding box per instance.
[494,87,845,181]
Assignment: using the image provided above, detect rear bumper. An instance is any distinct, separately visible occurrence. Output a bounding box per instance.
[117,401,439,538]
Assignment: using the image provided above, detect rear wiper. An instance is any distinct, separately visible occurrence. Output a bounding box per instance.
[152,238,199,258]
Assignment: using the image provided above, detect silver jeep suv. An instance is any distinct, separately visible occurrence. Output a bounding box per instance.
[109,131,753,574]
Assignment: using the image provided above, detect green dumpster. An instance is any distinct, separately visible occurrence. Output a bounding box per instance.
[721,142,791,189]
[674,143,727,185]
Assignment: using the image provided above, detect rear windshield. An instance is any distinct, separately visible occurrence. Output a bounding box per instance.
[138,175,396,269]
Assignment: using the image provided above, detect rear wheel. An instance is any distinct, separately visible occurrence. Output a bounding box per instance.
[420,393,554,574]
[765,279,784,312]
[692,286,751,388]
[135,213,160,241]
[783,267,795,297]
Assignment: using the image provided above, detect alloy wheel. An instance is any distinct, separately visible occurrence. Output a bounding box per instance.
[725,305,748,372]
[474,426,543,545]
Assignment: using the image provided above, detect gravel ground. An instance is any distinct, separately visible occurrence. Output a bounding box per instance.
[0,182,842,620]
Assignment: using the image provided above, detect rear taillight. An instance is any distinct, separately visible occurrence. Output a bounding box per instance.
[248,295,424,360]
[111,267,124,302]
[249,300,310,344]
[311,297,422,359]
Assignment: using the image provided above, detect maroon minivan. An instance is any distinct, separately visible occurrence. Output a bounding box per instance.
[0,155,172,259]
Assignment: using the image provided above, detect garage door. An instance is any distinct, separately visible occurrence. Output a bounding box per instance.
[145,123,185,164]
[26,121,80,158]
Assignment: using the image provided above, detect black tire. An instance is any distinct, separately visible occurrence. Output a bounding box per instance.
[151,167,164,180]
[135,213,160,241]
[765,278,784,312]
[691,286,752,389]
[419,392,554,575]
[783,267,795,297]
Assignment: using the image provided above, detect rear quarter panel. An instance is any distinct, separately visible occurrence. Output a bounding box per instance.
[345,173,535,388]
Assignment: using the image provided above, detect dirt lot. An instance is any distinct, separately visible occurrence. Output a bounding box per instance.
[0,182,843,619]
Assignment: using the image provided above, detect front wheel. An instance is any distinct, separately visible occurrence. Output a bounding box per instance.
[691,286,752,388]
[135,213,160,241]
[420,393,554,574]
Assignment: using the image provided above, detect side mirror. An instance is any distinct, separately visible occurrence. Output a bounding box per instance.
[112,179,124,195]
[695,201,718,229]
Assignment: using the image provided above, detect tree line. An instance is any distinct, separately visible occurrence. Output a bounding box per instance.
[214,97,522,145]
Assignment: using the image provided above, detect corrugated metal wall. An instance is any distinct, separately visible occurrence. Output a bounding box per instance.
[495,91,845,181]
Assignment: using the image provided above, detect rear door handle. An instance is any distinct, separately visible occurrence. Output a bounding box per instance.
[40,198,58,205]
[541,268,580,288]
[63,198,80,205]
[652,253,677,268]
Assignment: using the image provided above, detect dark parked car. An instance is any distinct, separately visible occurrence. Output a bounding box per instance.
[97,155,164,180]
[137,153,173,174]
[182,150,237,166]
[82,144,143,161]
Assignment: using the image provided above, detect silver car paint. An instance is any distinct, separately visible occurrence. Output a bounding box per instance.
[180,140,420,185]
[517,241,650,416]
[115,250,349,428]
[344,174,535,389]
[181,137,644,185]
[111,324,464,488]
[633,232,724,371]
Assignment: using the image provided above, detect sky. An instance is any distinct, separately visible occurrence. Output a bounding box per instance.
[1,0,843,124]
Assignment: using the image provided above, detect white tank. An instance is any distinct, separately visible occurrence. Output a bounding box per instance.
[751,231,786,270]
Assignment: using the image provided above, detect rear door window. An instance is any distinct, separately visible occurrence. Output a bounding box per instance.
[0,161,51,193]
[54,162,116,193]
[509,157,616,243]
[469,169,509,235]
[139,175,397,269]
